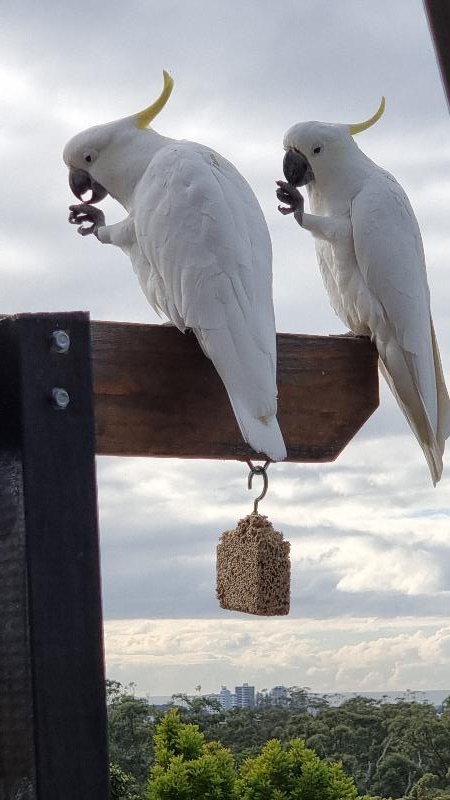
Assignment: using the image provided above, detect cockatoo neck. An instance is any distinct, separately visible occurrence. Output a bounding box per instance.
[94,127,172,212]
[308,144,375,215]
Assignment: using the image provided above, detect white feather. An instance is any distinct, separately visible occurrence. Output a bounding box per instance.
[131,141,286,461]
[350,170,450,483]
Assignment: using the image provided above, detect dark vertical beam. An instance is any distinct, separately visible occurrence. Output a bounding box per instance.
[0,451,36,800]
[423,0,450,111]
[0,313,108,800]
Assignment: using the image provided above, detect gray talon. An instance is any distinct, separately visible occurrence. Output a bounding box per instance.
[275,180,304,217]
[68,203,105,237]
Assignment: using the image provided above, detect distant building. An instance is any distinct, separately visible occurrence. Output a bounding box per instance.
[270,686,288,704]
[219,686,236,710]
[235,683,255,709]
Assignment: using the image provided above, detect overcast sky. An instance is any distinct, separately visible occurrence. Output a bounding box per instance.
[2,0,450,698]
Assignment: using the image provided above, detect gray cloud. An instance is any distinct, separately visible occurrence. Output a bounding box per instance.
[97,452,450,621]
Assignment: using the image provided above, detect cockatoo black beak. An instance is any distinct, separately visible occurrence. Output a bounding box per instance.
[283,150,314,187]
[69,168,108,204]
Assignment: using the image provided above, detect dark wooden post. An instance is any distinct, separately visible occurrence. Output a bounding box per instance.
[0,313,108,800]
[423,0,450,111]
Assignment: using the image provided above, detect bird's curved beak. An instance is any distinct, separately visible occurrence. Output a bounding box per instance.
[68,168,108,204]
[283,150,314,187]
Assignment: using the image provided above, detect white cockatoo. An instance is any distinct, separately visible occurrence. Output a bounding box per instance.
[276,99,450,484]
[64,72,286,462]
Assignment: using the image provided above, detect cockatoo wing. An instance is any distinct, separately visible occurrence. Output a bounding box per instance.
[131,141,286,461]
[351,170,450,483]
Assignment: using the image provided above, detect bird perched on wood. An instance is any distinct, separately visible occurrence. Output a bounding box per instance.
[276,99,450,483]
[64,71,286,461]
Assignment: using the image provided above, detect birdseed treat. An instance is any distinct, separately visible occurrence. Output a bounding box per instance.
[216,512,290,616]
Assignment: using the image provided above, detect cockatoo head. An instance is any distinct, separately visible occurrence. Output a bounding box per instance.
[63,71,174,205]
[282,97,385,187]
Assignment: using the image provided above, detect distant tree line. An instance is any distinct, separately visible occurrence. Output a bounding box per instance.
[106,680,450,799]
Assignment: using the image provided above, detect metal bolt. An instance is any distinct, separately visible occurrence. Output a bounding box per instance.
[51,330,70,354]
[51,387,70,410]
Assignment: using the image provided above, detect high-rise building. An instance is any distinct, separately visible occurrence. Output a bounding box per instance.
[219,686,236,710]
[235,683,255,709]
[270,685,288,704]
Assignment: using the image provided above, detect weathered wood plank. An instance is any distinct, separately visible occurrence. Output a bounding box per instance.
[0,313,108,800]
[92,322,379,461]
[424,0,450,111]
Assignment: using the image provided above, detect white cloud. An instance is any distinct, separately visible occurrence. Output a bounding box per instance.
[104,617,450,694]
[296,536,443,596]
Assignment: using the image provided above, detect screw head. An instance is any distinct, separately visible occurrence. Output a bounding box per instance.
[51,330,70,354]
[51,387,70,410]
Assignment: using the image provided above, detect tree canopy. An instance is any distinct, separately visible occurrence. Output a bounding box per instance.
[106,682,450,800]
[148,709,236,799]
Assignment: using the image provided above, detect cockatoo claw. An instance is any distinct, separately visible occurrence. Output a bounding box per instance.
[276,181,304,218]
[68,203,106,237]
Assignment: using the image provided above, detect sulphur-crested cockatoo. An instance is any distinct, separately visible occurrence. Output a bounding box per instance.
[64,72,286,461]
[276,98,450,483]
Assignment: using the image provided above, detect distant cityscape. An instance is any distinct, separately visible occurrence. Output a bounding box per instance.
[146,686,450,711]
[205,684,306,710]
[200,685,450,712]
[209,682,258,710]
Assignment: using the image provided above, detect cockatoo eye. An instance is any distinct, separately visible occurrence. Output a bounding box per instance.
[311,144,322,156]
[83,149,98,164]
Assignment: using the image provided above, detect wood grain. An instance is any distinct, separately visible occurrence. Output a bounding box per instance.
[91,322,379,461]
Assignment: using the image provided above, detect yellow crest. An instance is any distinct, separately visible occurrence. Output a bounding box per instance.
[349,97,386,136]
[135,70,174,129]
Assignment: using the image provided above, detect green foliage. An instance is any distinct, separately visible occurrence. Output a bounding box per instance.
[172,692,222,714]
[358,796,390,800]
[107,680,159,798]
[148,709,235,799]
[406,770,450,800]
[110,762,141,800]
[147,709,363,799]
[409,772,440,797]
[370,752,417,797]
[235,738,359,800]
[193,693,450,798]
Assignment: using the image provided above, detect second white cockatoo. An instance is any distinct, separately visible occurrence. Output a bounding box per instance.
[64,72,286,461]
[276,99,450,483]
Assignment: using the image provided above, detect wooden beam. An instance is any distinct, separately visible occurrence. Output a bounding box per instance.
[0,313,108,800]
[92,322,379,461]
[424,0,450,110]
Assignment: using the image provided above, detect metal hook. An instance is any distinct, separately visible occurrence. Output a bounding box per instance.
[246,459,270,514]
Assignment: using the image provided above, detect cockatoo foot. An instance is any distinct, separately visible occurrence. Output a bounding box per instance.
[69,203,106,238]
[276,180,304,221]
[334,331,370,339]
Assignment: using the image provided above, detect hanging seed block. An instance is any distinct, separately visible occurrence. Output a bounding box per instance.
[216,512,291,616]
